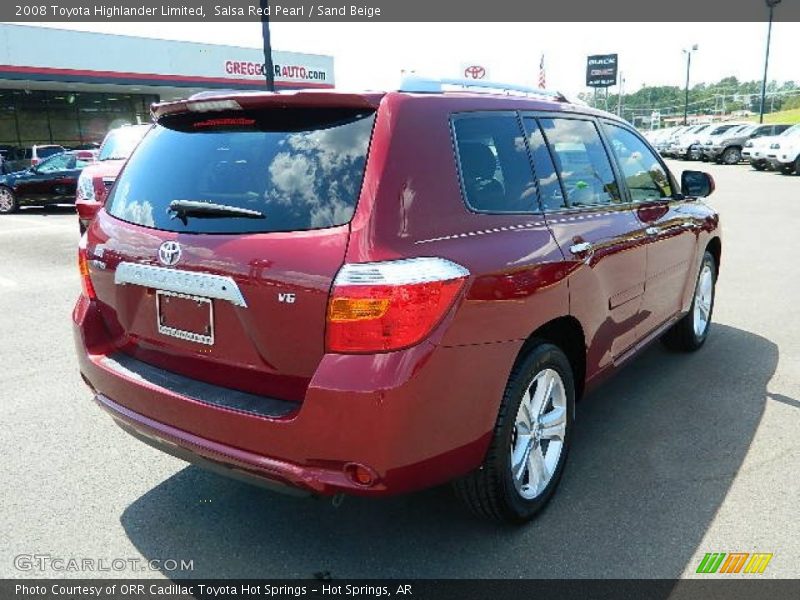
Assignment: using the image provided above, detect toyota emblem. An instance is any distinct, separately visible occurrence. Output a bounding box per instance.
[464,65,486,80]
[158,241,182,267]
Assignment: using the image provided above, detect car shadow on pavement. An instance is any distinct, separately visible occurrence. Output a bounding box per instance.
[121,324,777,579]
[18,205,77,216]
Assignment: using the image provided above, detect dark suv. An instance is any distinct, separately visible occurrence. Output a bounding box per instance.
[74,79,721,523]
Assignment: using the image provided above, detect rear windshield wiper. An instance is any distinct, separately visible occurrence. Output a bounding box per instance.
[168,199,265,225]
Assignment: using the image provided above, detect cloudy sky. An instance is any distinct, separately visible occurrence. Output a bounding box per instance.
[22,21,800,96]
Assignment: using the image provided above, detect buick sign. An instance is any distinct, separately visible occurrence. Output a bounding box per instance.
[586,54,618,88]
[158,241,182,267]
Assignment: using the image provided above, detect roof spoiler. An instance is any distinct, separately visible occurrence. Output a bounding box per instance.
[151,90,382,121]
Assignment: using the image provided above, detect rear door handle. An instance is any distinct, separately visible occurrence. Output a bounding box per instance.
[569,241,594,255]
[646,226,660,236]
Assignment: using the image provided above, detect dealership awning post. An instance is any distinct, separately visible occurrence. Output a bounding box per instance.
[759,0,781,124]
[260,0,275,92]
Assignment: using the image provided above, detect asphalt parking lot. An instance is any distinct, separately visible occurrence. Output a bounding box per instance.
[0,161,798,580]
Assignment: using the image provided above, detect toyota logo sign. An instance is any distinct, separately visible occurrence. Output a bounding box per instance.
[464,65,486,80]
[158,241,182,267]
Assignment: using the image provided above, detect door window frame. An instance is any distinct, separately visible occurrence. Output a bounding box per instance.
[598,118,681,205]
[520,111,634,214]
[449,110,543,216]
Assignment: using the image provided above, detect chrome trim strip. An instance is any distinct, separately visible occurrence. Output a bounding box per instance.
[114,262,247,308]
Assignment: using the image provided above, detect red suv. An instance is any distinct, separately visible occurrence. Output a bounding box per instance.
[73,80,721,523]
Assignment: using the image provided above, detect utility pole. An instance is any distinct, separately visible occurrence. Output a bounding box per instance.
[259,0,275,91]
[682,44,698,125]
[760,0,781,123]
[617,72,625,117]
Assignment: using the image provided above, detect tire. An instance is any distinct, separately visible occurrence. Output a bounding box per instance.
[793,156,800,175]
[721,147,741,165]
[662,251,716,352]
[751,160,766,171]
[453,342,575,524]
[0,186,17,214]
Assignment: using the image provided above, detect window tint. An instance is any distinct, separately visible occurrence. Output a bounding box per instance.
[106,110,375,234]
[709,124,737,136]
[453,115,538,213]
[523,118,565,211]
[604,123,673,202]
[538,117,621,207]
[37,153,73,173]
[37,146,64,159]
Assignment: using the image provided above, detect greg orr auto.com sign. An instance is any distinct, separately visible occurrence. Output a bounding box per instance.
[224,58,330,84]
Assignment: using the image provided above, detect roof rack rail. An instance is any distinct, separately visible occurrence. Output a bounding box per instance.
[399,75,568,102]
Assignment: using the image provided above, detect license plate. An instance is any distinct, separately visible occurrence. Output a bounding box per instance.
[156,290,214,345]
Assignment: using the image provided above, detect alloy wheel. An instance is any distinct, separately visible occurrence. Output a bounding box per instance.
[510,368,567,500]
[0,188,14,213]
[693,263,714,338]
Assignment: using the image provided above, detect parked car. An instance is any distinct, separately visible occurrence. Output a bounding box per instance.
[766,126,800,174]
[744,124,798,170]
[671,124,711,160]
[706,123,790,165]
[657,126,688,157]
[648,127,678,156]
[698,123,747,162]
[0,151,95,214]
[76,124,151,233]
[0,151,94,213]
[73,80,721,523]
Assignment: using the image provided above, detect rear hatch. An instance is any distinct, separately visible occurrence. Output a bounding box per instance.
[87,93,378,404]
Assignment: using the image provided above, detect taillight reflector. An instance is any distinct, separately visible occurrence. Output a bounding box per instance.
[78,235,96,300]
[326,257,469,354]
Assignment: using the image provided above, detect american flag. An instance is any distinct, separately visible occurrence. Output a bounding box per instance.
[538,54,546,89]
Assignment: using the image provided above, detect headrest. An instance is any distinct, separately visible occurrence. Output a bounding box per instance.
[459,142,498,180]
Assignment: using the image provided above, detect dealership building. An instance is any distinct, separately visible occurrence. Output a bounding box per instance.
[0,24,334,149]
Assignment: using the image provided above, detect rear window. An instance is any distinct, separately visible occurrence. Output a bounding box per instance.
[37,146,64,159]
[99,127,150,161]
[106,109,375,234]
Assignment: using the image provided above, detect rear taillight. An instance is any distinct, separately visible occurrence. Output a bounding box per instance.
[78,235,96,300]
[326,257,469,354]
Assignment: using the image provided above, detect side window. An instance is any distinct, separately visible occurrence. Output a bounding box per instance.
[453,114,538,213]
[523,118,566,211]
[36,153,72,173]
[538,117,621,207]
[603,123,673,202]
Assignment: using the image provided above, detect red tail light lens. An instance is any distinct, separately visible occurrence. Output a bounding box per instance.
[78,236,96,300]
[326,257,469,354]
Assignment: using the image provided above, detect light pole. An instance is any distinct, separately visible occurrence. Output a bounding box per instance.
[259,0,275,92]
[759,0,782,124]
[682,44,698,125]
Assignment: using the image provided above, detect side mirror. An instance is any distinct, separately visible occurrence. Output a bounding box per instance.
[681,170,715,198]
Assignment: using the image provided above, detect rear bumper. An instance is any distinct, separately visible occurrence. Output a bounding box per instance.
[73,295,516,497]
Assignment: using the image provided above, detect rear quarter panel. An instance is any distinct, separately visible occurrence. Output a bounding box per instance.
[347,93,573,349]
